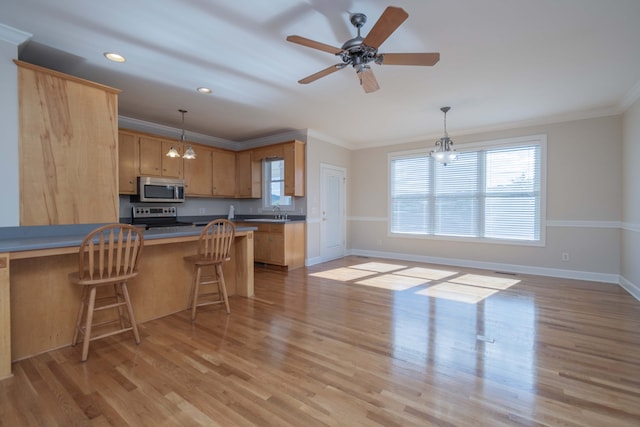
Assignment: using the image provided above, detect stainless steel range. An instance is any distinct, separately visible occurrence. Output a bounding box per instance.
[131,206,194,229]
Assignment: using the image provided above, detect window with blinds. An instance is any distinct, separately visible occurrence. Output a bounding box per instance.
[390,136,544,243]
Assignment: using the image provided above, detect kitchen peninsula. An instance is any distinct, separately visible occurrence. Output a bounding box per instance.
[0,223,255,379]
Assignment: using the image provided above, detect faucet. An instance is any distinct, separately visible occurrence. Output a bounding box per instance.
[273,206,281,219]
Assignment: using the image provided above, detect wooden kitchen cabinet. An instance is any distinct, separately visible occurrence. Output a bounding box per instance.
[284,140,305,197]
[235,150,261,198]
[17,60,120,225]
[139,136,183,179]
[118,130,139,194]
[212,149,236,197]
[184,144,213,196]
[252,144,284,161]
[250,140,306,197]
[248,221,305,270]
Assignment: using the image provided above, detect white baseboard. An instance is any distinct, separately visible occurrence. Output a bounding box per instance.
[305,256,324,267]
[303,250,640,302]
[346,248,620,284]
[619,276,640,301]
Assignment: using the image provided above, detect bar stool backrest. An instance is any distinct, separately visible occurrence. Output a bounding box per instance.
[77,224,144,281]
[197,219,236,263]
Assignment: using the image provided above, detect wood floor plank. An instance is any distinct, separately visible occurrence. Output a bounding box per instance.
[2,256,640,426]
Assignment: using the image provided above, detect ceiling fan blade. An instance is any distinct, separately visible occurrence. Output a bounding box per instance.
[362,6,409,49]
[357,67,380,93]
[379,52,440,66]
[286,35,343,55]
[298,64,345,84]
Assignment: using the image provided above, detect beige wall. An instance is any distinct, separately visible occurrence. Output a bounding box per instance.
[621,98,640,298]
[305,133,351,263]
[348,115,622,282]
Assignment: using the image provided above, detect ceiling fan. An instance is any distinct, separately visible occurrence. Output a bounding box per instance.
[286,6,440,93]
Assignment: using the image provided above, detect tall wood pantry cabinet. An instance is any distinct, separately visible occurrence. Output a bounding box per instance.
[17,60,120,225]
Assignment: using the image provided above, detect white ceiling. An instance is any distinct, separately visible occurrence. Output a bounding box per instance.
[2,0,640,149]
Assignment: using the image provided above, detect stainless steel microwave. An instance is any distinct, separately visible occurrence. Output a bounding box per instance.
[137,176,185,203]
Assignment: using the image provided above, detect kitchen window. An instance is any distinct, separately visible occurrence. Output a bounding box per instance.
[389,135,546,244]
[263,158,292,209]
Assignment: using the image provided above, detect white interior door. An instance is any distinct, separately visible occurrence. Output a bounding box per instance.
[320,163,346,261]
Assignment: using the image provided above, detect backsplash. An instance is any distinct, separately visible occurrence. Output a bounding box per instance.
[119,195,306,219]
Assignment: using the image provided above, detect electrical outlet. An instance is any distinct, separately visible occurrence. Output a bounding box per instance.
[562,252,570,262]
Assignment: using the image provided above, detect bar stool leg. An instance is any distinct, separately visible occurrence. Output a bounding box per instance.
[82,287,97,362]
[114,283,127,330]
[72,286,88,347]
[216,264,231,314]
[120,282,141,344]
[191,266,202,321]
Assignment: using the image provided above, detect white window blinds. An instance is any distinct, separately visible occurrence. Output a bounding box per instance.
[390,137,543,242]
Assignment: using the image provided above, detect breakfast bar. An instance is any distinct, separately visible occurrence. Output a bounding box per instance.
[0,224,255,379]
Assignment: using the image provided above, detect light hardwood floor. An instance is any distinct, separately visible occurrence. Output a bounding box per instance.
[1,256,640,426]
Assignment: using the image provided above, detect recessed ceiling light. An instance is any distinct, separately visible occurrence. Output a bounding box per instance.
[104,52,126,63]
[197,87,212,94]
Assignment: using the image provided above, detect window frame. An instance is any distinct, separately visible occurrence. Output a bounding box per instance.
[262,157,294,211]
[388,134,547,246]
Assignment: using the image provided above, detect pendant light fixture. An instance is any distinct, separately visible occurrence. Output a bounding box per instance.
[431,106,457,165]
[166,109,196,159]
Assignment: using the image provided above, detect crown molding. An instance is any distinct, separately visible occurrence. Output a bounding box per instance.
[118,116,238,150]
[350,106,622,151]
[239,129,308,150]
[0,23,31,45]
[306,129,355,150]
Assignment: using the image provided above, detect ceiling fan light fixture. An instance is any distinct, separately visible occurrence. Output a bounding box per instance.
[431,106,457,165]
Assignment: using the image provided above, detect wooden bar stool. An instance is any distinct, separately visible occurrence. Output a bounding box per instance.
[69,224,144,362]
[184,219,236,321]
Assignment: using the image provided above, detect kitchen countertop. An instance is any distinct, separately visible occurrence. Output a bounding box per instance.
[182,215,306,225]
[0,223,258,253]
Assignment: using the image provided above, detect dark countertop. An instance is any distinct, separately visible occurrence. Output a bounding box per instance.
[177,214,305,225]
[0,223,258,253]
[119,214,307,228]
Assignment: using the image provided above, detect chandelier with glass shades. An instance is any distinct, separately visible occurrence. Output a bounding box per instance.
[166,109,196,159]
[431,106,457,165]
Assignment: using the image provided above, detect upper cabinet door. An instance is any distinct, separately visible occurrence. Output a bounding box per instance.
[138,136,163,176]
[284,140,305,197]
[184,145,213,196]
[212,149,236,197]
[161,140,184,178]
[118,131,139,194]
[235,150,261,198]
[138,136,183,179]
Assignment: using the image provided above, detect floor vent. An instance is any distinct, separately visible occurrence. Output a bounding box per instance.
[494,271,517,276]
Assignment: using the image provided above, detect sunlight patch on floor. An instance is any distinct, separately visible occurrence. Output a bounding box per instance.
[450,274,520,290]
[355,274,428,291]
[416,283,499,304]
[393,267,458,281]
[310,267,376,281]
[349,262,407,273]
[309,262,519,302]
